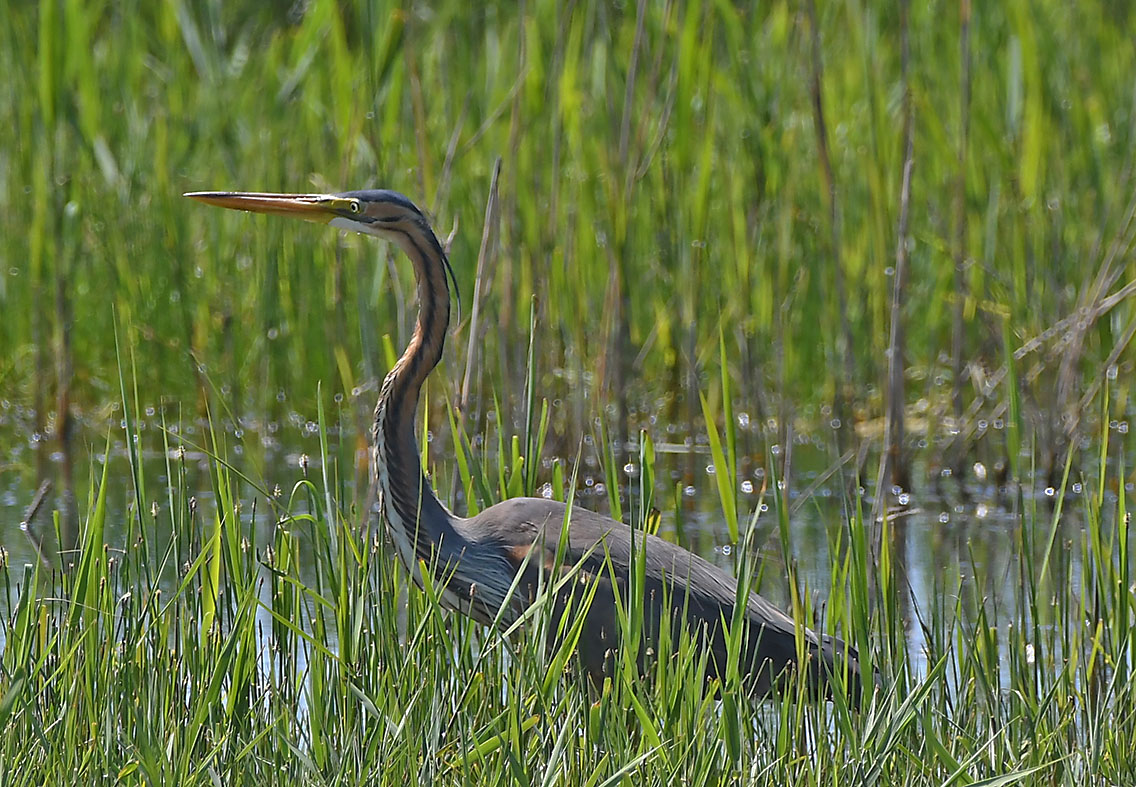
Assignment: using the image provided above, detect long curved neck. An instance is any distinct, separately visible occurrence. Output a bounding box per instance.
[372,222,463,575]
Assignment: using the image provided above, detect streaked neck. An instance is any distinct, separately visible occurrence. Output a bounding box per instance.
[371,223,462,577]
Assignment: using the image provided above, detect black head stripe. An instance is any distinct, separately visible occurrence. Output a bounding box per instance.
[341,189,423,215]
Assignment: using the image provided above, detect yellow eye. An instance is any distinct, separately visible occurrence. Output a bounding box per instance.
[350,200,362,214]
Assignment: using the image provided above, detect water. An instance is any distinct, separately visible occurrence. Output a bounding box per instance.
[0,393,1104,684]
[0,390,1108,695]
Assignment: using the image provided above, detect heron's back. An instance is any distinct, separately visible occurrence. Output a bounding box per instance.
[461,497,859,699]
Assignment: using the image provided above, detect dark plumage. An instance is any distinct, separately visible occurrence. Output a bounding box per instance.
[464,498,858,697]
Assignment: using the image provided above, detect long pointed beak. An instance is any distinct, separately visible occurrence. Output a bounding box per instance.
[184,191,354,223]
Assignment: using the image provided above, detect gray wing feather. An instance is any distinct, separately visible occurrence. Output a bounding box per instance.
[461,497,856,696]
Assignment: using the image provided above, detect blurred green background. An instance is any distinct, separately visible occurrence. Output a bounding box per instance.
[2,0,1135,479]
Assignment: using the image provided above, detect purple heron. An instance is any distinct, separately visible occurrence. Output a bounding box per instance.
[186,188,860,701]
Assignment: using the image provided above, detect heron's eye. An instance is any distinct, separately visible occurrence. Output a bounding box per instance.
[350,200,362,214]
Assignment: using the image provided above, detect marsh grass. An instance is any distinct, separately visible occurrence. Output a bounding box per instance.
[4,1,1135,458]
[1,351,1135,784]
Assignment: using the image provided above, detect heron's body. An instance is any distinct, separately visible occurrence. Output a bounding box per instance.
[187,187,859,700]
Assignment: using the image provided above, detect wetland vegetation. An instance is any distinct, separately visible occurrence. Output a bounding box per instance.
[2,0,1136,783]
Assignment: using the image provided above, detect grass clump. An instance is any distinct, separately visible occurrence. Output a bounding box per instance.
[0,379,1134,785]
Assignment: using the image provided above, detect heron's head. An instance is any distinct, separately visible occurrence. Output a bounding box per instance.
[186,187,459,311]
[184,189,431,243]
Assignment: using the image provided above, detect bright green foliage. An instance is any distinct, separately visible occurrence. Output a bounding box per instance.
[3,1,1134,427]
